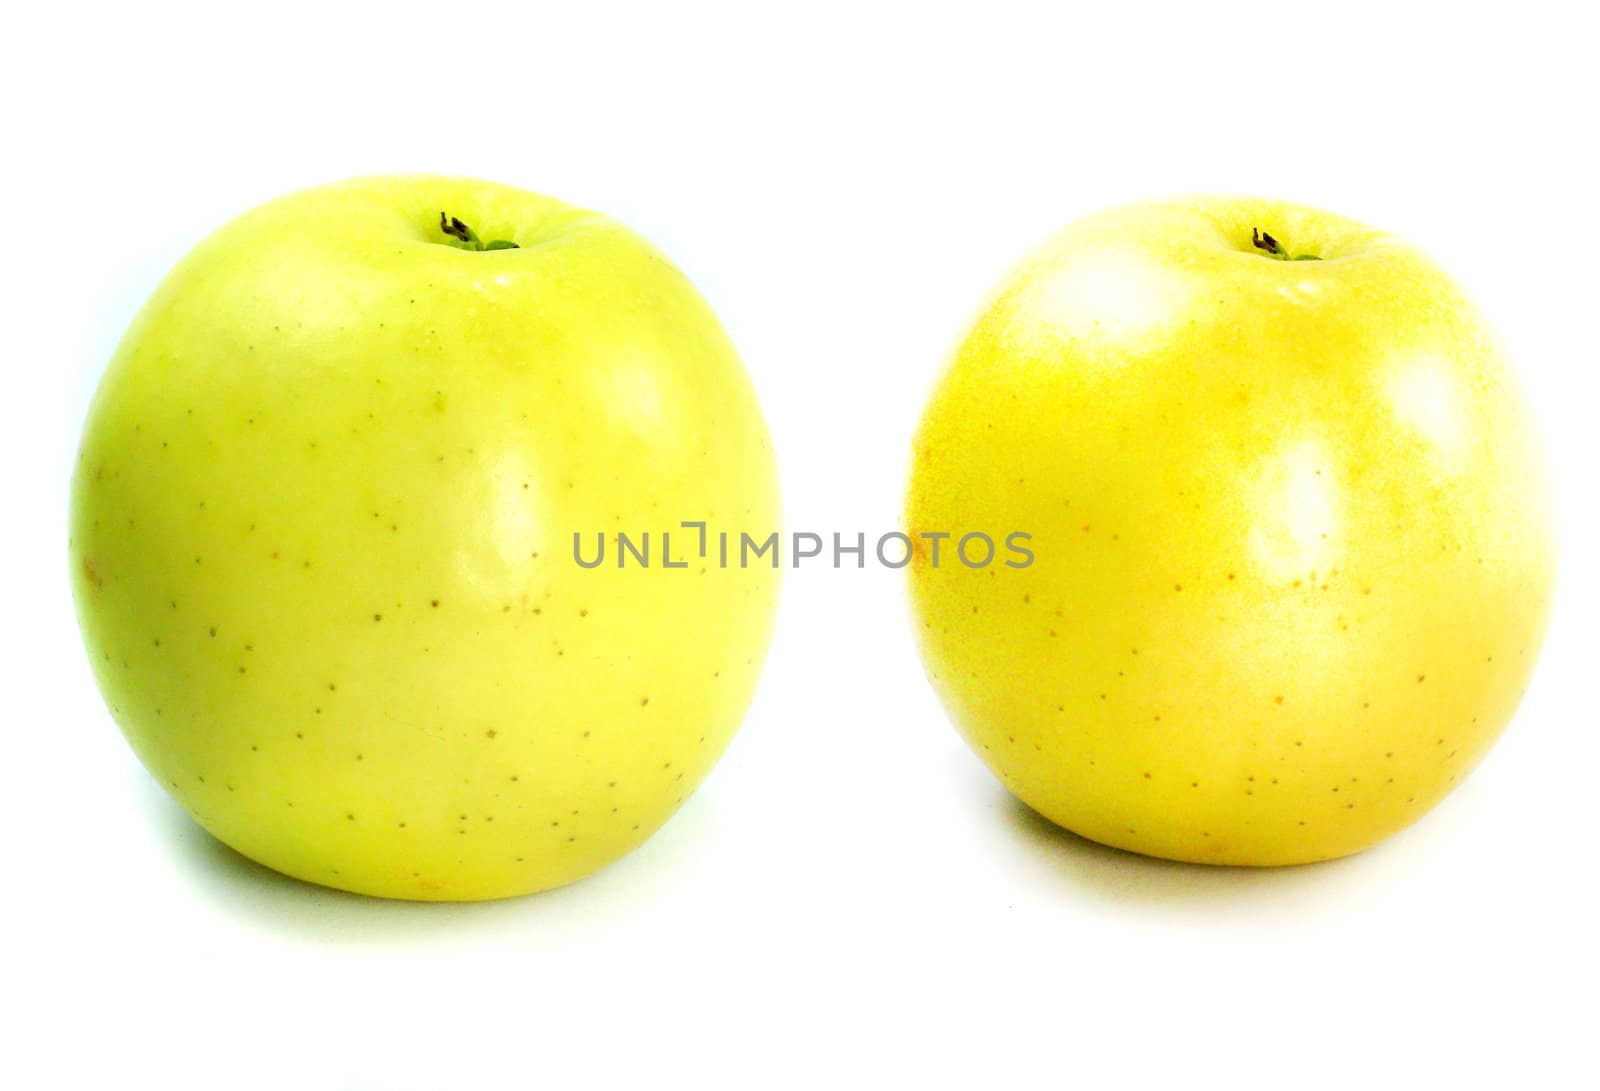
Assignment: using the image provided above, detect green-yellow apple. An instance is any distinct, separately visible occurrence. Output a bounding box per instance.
[906,196,1555,866]
[70,175,780,900]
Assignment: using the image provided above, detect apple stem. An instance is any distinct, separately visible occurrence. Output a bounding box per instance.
[439,213,519,251]
[1251,227,1320,262]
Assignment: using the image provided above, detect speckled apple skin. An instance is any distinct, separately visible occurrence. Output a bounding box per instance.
[71,176,781,900]
[907,196,1556,865]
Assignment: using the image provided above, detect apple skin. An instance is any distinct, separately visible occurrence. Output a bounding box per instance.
[70,176,780,900]
[907,196,1556,866]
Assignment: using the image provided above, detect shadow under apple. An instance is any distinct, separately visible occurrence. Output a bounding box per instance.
[131,765,718,945]
[983,776,1463,922]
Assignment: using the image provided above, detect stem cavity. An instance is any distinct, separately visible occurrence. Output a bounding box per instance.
[1251,227,1320,261]
[440,213,519,251]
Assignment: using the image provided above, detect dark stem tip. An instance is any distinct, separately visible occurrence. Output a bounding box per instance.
[438,212,519,251]
[1251,227,1284,256]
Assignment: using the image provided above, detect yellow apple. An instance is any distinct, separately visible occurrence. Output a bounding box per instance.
[906,196,1555,865]
[70,175,780,900]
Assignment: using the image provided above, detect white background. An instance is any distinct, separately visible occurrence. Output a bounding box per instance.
[6,2,1597,1087]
